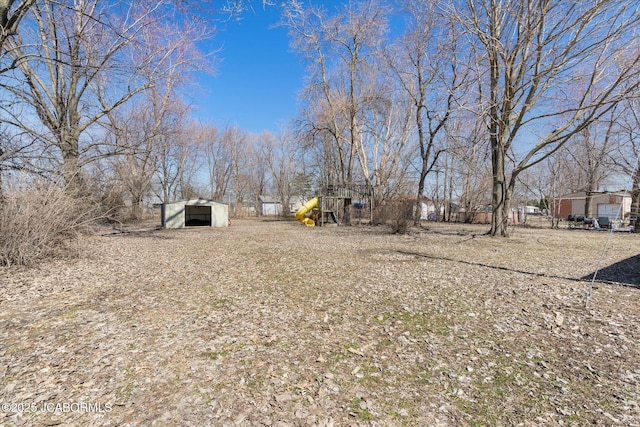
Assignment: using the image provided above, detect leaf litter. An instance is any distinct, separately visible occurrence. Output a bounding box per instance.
[0,219,639,426]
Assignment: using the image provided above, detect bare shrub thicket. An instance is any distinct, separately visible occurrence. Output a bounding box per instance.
[0,181,99,266]
[98,184,127,221]
[373,199,415,233]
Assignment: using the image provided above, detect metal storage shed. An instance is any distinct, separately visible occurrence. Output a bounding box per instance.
[161,198,228,229]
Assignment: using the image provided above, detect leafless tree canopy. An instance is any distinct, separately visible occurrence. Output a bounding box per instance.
[1,0,639,236]
[0,0,209,188]
[448,0,640,235]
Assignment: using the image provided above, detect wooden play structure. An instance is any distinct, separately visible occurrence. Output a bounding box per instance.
[295,184,373,226]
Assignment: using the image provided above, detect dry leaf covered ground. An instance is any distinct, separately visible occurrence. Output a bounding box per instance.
[1,218,639,426]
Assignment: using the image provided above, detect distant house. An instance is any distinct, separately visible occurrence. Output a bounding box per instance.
[419,200,437,220]
[522,206,540,215]
[289,196,305,213]
[258,195,282,216]
[419,199,461,221]
[555,191,631,219]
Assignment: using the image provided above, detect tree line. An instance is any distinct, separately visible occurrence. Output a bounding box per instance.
[1,0,639,239]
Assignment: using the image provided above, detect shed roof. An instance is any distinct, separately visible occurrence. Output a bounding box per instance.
[162,197,226,206]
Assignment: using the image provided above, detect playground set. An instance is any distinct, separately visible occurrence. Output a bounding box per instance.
[295,184,372,227]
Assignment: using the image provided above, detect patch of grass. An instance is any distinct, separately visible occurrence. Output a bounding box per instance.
[246,375,266,393]
[355,365,383,386]
[387,399,417,422]
[61,307,80,320]
[451,350,597,425]
[350,397,361,409]
[27,319,52,334]
[418,369,439,385]
[350,397,375,421]
[202,350,228,360]
[327,349,350,364]
[357,408,374,421]
[343,342,361,350]
[380,338,394,347]
[209,298,231,309]
[115,382,136,401]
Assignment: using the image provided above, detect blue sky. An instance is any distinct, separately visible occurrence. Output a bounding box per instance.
[191,6,305,134]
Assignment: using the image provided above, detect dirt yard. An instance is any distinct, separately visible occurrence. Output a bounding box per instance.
[1,219,639,426]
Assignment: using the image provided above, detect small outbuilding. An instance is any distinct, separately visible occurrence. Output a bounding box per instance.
[161,198,228,229]
[258,195,282,216]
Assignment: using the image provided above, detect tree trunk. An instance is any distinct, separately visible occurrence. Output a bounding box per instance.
[343,197,351,226]
[444,152,453,222]
[0,152,4,204]
[584,174,596,219]
[631,167,640,232]
[584,192,593,219]
[131,198,143,220]
[488,31,508,237]
[490,143,509,237]
[61,135,82,192]
[413,99,427,226]
[415,175,426,226]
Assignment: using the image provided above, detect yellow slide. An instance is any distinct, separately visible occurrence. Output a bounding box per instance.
[295,197,318,226]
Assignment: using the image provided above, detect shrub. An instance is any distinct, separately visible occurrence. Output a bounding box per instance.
[0,181,99,266]
[373,199,415,234]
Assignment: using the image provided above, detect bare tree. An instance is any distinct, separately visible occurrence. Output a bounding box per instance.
[283,0,389,225]
[200,124,264,215]
[565,110,619,219]
[106,23,205,211]
[0,0,33,53]
[201,124,232,202]
[107,104,157,218]
[0,0,209,188]
[357,86,413,208]
[613,98,640,231]
[225,125,250,216]
[390,0,469,225]
[0,0,37,196]
[152,102,201,203]
[260,129,299,217]
[245,132,268,215]
[448,116,492,223]
[631,160,640,232]
[450,0,640,236]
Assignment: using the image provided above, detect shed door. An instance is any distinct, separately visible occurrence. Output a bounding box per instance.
[185,205,211,226]
[597,203,621,218]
